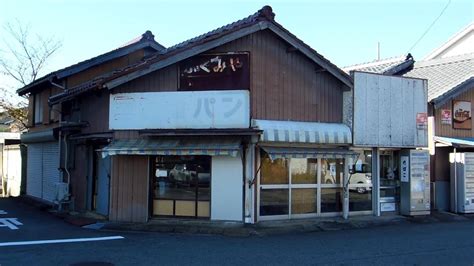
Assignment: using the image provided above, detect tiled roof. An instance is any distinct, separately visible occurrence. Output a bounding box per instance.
[50,5,351,105]
[17,31,165,96]
[404,53,474,102]
[343,54,412,74]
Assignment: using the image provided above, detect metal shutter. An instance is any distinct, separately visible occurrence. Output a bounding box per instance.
[41,142,60,202]
[26,143,43,199]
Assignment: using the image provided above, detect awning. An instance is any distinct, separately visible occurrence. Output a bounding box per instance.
[252,119,351,145]
[261,146,358,160]
[101,138,241,157]
[434,136,474,148]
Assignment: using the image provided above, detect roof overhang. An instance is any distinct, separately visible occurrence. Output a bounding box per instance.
[252,119,352,145]
[104,21,352,91]
[431,77,474,109]
[434,136,474,148]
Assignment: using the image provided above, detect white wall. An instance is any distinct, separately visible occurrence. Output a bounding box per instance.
[353,72,428,148]
[109,90,250,130]
[211,156,243,221]
[3,146,21,197]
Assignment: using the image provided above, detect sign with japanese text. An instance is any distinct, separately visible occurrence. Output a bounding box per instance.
[440,109,452,125]
[416,112,428,130]
[179,52,250,90]
[401,156,409,182]
[453,100,472,129]
[109,90,250,130]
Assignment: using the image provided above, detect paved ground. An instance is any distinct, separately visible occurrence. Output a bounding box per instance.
[0,198,473,266]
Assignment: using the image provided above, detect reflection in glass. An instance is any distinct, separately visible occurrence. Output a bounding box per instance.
[261,157,289,184]
[152,156,211,218]
[291,188,317,214]
[321,159,344,185]
[260,189,289,216]
[291,158,318,184]
[349,190,372,211]
[321,188,342,212]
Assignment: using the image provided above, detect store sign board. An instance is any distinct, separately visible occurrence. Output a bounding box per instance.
[453,100,472,129]
[440,109,452,125]
[179,52,250,90]
[109,90,250,130]
[353,72,428,147]
[400,156,409,183]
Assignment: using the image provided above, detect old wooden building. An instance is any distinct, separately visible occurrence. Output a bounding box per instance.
[19,6,367,223]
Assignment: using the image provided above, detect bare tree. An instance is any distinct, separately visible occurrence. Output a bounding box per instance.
[0,20,61,131]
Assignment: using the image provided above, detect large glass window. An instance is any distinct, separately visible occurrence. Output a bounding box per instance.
[152,156,210,218]
[259,151,345,219]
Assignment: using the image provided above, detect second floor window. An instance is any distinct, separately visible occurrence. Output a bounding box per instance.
[34,94,43,124]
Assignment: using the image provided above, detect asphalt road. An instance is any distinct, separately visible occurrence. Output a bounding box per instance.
[0,198,473,266]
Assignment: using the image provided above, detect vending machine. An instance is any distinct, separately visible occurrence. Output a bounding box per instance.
[450,152,474,213]
[400,150,431,216]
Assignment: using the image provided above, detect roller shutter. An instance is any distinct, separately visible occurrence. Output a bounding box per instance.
[26,143,42,199]
[26,142,60,203]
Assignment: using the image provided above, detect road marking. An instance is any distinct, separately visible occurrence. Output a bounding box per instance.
[0,218,22,230]
[0,236,124,247]
[0,210,7,215]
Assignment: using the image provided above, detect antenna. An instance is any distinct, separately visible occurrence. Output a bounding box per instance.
[377,42,380,60]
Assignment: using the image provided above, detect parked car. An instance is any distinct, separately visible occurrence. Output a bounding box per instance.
[322,163,372,194]
[169,164,210,186]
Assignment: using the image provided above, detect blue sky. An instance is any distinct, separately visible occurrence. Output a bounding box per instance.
[0,0,472,92]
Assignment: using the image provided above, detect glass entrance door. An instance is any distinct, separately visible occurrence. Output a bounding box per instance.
[152,156,211,218]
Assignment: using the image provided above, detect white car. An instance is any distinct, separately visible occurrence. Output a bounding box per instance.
[322,163,372,194]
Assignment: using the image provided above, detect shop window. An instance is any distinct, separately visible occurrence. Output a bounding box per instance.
[321,159,344,185]
[34,94,43,124]
[261,157,289,184]
[321,188,343,213]
[152,156,211,218]
[291,158,317,184]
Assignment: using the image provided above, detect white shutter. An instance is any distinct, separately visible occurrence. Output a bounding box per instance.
[41,142,60,202]
[26,143,42,199]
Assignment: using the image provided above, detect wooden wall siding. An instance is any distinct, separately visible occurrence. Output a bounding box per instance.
[78,92,110,134]
[70,144,89,210]
[114,130,140,139]
[29,86,63,132]
[435,86,474,138]
[109,155,149,222]
[209,30,344,123]
[113,30,344,123]
[113,64,178,93]
[67,50,145,88]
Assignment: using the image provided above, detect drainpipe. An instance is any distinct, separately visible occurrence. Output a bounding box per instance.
[244,136,257,224]
[453,147,457,213]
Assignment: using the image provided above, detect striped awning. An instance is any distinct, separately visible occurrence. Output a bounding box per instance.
[261,146,358,160]
[252,119,352,144]
[101,138,241,157]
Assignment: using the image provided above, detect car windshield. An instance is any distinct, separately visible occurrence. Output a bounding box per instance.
[355,163,371,173]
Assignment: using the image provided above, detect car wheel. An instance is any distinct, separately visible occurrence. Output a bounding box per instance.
[356,186,366,194]
[326,179,333,184]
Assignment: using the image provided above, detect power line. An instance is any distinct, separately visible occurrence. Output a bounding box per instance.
[407,0,452,53]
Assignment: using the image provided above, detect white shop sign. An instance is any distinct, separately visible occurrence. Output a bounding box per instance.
[109,90,250,130]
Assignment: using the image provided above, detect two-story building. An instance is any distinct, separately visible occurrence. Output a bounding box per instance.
[17,31,164,208]
[19,6,366,223]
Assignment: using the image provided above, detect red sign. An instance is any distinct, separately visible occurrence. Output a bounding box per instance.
[440,109,451,125]
[453,100,472,129]
[416,112,428,129]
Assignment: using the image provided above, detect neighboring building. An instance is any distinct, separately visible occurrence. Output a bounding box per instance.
[343,54,415,76]
[16,31,164,205]
[423,22,474,60]
[404,53,474,211]
[0,132,21,197]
